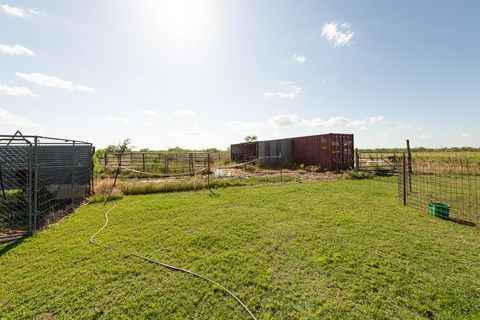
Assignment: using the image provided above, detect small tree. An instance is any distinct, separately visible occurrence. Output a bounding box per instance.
[105,138,134,153]
[244,135,258,142]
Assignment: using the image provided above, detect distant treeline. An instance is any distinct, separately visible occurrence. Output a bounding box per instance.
[97,138,228,155]
[359,147,480,153]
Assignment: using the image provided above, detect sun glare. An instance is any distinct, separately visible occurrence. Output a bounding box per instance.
[142,0,215,42]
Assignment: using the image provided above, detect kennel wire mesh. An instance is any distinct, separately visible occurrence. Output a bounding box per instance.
[0,132,93,239]
[398,156,480,227]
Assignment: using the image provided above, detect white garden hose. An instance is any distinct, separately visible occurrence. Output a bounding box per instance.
[89,204,257,320]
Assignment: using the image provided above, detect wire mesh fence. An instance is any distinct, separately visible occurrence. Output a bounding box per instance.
[398,156,479,226]
[91,153,344,202]
[0,132,93,240]
[96,152,228,177]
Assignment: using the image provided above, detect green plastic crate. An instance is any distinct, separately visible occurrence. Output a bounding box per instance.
[427,202,450,219]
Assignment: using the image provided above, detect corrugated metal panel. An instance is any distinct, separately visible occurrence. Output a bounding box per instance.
[259,138,292,167]
[230,142,258,162]
[231,143,245,155]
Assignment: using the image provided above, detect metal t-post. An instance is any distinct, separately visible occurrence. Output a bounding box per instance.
[72,141,76,207]
[406,139,413,192]
[403,153,407,206]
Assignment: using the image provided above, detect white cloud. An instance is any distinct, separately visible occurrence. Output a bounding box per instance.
[368,116,384,124]
[141,109,161,116]
[318,116,352,127]
[460,133,470,138]
[28,8,46,16]
[173,109,196,116]
[74,84,95,92]
[264,81,302,99]
[1,4,25,17]
[321,22,355,47]
[397,123,412,129]
[0,44,35,56]
[106,116,130,124]
[226,114,385,131]
[15,73,94,92]
[268,114,301,127]
[0,106,37,126]
[304,115,384,128]
[0,84,36,96]
[290,53,306,63]
[1,4,45,18]
[419,134,430,139]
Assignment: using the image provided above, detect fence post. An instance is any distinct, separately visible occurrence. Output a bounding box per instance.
[27,141,33,234]
[355,148,359,170]
[207,153,211,190]
[142,153,146,172]
[72,141,76,207]
[91,146,95,195]
[406,139,413,192]
[403,153,407,206]
[33,137,38,231]
[189,153,193,175]
[165,154,168,174]
[104,153,107,169]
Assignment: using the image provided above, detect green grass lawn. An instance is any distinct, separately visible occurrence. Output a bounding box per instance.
[1,179,479,319]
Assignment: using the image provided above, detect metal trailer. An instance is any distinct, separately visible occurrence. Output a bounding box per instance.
[0,131,93,237]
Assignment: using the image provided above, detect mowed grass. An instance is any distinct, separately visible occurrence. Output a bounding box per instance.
[1,180,479,319]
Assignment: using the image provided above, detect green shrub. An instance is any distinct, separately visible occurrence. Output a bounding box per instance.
[345,170,374,180]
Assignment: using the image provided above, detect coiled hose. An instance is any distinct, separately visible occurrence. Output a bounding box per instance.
[89,204,257,319]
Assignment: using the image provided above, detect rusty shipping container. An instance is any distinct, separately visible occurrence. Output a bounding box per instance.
[231,133,354,170]
[292,133,354,170]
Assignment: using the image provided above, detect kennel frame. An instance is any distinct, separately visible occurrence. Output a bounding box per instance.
[0,131,94,235]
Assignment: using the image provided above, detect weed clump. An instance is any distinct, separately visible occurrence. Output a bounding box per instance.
[345,170,374,180]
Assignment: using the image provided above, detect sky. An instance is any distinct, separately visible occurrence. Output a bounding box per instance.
[0,0,479,150]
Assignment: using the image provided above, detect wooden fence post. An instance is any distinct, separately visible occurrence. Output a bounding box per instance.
[355,148,360,170]
[207,153,211,190]
[189,153,193,175]
[91,147,95,195]
[164,154,168,174]
[142,153,146,172]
